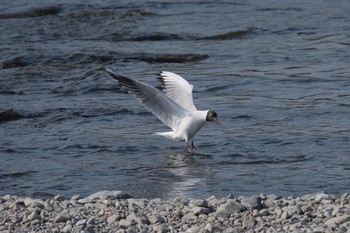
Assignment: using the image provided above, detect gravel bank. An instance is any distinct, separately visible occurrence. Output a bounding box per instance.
[1,191,349,233]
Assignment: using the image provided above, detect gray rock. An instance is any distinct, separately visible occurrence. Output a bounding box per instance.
[71,194,81,201]
[192,206,210,215]
[55,210,72,223]
[182,212,197,221]
[315,193,331,202]
[62,223,72,233]
[126,212,148,225]
[325,214,350,226]
[128,198,146,208]
[118,219,131,229]
[215,200,243,219]
[241,195,262,210]
[75,219,87,226]
[87,217,95,225]
[312,226,325,233]
[79,190,132,203]
[31,219,41,225]
[107,214,120,224]
[292,205,303,215]
[152,224,167,233]
[10,201,25,211]
[11,213,21,223]
[85,225,96,233]
[27,211,41,221]
[189,199,208,208]
[23,198,44,208]
[54,194,66,201]
[148,214,165,224]
[301,204,313,213]
[204,223,214,233]
[185,225,201,233]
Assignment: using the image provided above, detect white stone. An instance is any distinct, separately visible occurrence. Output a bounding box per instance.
[78,190,132,203]
[315,193,331,202]
[189,199,208,208]
[148,214,165,224]
[27,211,41,221]
[325,214,350,226]
[55,210,72,223]
[107,214,119,224]
[192,206,210,215]
[75,219,87,226]
[118,219,131,229]
[241,196,261,209]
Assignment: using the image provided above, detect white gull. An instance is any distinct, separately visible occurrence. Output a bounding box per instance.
[104,68,220,153]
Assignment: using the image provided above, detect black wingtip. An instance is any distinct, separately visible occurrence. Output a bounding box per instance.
[157,71,166,90]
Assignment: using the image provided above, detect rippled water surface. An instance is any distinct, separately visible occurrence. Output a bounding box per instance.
[1,0,349,199]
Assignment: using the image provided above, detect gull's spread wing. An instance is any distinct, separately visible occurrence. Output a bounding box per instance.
[158,71,197,112]
[105,68,189,131]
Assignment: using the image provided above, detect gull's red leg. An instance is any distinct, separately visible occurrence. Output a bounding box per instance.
[191,141,196,150]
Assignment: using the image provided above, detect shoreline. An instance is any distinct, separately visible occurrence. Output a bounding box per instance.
[1,191,349,233]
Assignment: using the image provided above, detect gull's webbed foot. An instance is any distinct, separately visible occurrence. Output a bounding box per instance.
[184,141,196,154]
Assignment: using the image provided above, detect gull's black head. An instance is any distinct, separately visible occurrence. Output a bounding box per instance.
[206,110,221,126]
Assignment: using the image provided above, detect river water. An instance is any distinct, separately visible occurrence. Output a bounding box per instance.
[1,0,349,200]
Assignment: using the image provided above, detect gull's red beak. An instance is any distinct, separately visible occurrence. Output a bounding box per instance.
[213,117,221,126]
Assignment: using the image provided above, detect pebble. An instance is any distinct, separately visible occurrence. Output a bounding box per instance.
[1,191,349,232]
[192,206,210,215]
[54,210,72,223]
[240,195,262,210]
[27,211,41,221]
[325,214,350,226]
[107,214,119,224]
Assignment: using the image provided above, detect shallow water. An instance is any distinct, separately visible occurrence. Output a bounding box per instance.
[1,0,349,200]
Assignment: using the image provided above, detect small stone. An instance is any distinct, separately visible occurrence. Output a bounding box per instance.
[76,219,87,226]
[301,205,313,213]
[281,211,290,220]
[258,209,270,216]
[313,226,325,233]
[62,224,72,233]
[182,212,197,221]
[11,213,21,223]
[10,201,25,211]
[216,200,242,215]
[107,214,119,224]
[79,190,132,203]
[148,214,165,224]
[31,219,41,225]
[118,219,131,229]
[54,194,66,201]
[315,193,331,202]
[71,194,81,201]
[186,226,201,233]
[241,195,262,210]
[87,217,95,225]
[55,210,72,223]
[126,212,147,225]
[204,223,214,233]
[325,214,350,226]
[2,194,12,201]
[189,199,208,208]
[292,205,303,214]
[23,198,44,208]
[192,206,210,215]
[152,224,167,233]
[27,211,41,221]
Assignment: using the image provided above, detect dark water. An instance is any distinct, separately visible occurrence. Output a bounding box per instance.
[1,0,349,200]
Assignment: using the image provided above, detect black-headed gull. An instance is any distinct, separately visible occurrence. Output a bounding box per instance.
[104,68,220,153]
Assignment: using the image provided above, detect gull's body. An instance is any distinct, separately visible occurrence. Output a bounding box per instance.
[104,68,220,152]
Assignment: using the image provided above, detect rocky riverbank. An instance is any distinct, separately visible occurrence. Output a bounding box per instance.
[1,191,349,233]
